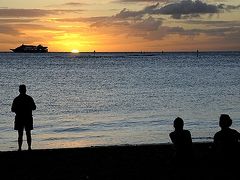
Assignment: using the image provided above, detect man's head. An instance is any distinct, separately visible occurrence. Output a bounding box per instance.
[219,114,232,129]
[19,84,26,94]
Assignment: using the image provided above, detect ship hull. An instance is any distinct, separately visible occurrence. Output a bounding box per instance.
[11,49,48,53]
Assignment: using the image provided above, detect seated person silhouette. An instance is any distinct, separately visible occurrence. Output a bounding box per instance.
[169,117,193,163]
[213,114,240,161]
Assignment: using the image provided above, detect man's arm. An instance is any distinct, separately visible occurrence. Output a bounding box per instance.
[237,130,240,141]
[11,99,16,112]
[31,97,36,111]
[187,130,192,144]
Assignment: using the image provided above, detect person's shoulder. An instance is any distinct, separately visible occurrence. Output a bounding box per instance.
[183,129,191,134]
[229,128,240,135]
[13,95,21,101]
[230,128,239,132]
[214,130,221,136]
[213,130,222,140]
[25,94,34,99]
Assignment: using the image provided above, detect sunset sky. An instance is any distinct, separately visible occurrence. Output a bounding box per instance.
[0,0,239,52]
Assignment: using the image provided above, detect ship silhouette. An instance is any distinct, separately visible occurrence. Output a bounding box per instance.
[11,44,48,53]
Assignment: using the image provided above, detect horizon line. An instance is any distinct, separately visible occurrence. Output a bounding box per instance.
[1,50,240,53]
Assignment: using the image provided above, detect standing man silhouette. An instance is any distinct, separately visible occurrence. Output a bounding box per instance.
[11,85,36,151]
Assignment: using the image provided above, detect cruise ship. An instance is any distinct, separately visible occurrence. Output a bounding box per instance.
[10,44,48,53]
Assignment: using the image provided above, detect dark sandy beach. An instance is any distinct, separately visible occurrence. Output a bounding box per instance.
[0,142,239,180]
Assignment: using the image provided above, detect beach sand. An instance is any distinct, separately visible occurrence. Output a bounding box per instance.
[0,142,239,180]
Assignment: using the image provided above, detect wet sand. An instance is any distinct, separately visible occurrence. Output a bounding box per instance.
[0,142,239,180]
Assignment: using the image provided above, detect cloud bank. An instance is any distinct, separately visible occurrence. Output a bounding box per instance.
[115,0,221,19]
[0,0,239,51]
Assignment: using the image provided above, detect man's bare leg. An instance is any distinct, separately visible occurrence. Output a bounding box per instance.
[18,129,23,151]
[26,130,32,150]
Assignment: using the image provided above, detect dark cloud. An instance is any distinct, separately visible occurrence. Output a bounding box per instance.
[156,0,220,15]
[114,0,240,19]
[0,8,82,18]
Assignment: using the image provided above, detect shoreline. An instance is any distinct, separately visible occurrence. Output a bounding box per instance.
[1,142,239,179]
[0,141,212,153]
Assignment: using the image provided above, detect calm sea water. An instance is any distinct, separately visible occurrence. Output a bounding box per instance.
[0,52,239,151]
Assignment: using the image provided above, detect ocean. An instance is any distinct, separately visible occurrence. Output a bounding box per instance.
[0,52,239,151]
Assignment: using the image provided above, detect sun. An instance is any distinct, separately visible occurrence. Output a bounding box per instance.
[71,49,79,53]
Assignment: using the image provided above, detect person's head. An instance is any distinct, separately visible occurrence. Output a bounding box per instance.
[173,117,184,130]
[19,84,26,94]
[219,114,232,129]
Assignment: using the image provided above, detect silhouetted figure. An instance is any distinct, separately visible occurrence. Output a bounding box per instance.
[213,114,240,161]
[169,117,193,164]
[11,85,36,151]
